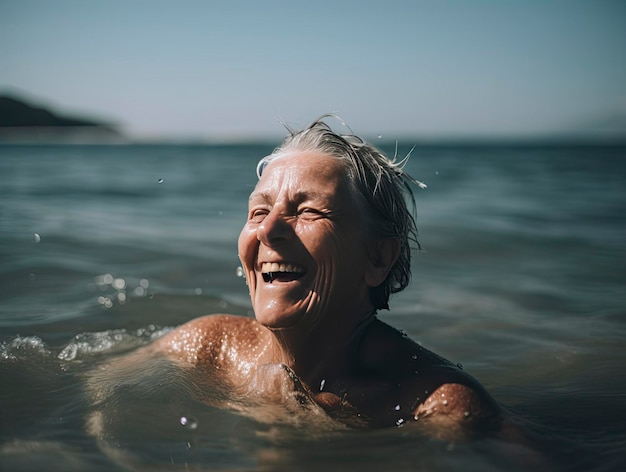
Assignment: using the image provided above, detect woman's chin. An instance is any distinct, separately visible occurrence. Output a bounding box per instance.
[254,309,305,331]
[256,317,298,331]
[252,293,317,331]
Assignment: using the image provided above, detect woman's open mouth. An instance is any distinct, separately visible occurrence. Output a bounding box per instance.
[260,262,306,283]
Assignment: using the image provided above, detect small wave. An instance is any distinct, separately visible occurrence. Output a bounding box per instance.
[0,335,51,361]
[58,325,172,361]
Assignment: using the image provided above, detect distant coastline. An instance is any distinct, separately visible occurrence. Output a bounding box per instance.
[1,93,624,147]
[0,94,124,144]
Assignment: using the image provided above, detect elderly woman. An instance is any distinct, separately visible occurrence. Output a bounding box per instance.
[135,117,502,434]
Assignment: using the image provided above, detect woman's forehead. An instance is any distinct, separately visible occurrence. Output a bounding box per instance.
[249,150,372,228]
[257,152,348,187]
[264,150,344,172]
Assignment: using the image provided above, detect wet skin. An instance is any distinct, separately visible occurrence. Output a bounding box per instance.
[150,152,502,433]
[152,314,500,432]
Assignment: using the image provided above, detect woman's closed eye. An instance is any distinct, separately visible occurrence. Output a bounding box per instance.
[249,208,270,223]
[298,207,329,220]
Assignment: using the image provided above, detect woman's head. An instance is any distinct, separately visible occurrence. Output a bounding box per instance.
[256,117,421,310]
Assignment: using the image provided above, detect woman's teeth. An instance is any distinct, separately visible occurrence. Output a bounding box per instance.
[261,262,304,273]
[260,262,305,283]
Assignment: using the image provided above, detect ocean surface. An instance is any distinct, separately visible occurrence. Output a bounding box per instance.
[0,141,624,471]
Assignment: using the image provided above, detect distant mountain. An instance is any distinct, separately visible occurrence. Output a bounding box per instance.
[0,94,124,143]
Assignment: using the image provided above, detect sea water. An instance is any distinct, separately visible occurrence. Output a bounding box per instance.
[1,142,625,471]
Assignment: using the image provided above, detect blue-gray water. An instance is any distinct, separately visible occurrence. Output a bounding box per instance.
[1,142,624,471]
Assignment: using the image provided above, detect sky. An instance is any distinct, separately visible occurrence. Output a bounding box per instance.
[1,0,625,141]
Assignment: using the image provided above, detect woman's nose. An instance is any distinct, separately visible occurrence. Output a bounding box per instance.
[257,208,292,246]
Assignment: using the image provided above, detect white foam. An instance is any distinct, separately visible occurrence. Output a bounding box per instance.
[0,336,50,361]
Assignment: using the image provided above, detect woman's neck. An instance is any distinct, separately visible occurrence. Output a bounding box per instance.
[267,308,377,391]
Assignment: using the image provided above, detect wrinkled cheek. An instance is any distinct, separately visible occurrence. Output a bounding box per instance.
[237,226,255,268]
[308,263,334,312]
[237,225,258,293]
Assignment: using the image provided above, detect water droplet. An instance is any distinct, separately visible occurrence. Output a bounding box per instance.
[395,418,405,426]
[411,354,418,360]
[157,178,164,184]
[180,416,198,430]
[103,274,113,285]
[32,233,41,243]
[435,171,439,175]
[112,278,126,290]
[139,278,150,289]
[235,266,244,277]
[319,379,325,391]
[98,296,113,308]
[413,414,420,421]
[117,292,126,304]
[195,288,202,295]
[464,411,470,417]
[134,286,145,297]
[442,399,448,406]
[394,404,401,411]
[377,134,383,139]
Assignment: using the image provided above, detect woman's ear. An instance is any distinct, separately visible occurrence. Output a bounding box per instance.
[365,238,401,287]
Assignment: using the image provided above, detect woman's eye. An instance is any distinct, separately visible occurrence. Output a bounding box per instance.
[299,208,324,219]
[249,209,268,223]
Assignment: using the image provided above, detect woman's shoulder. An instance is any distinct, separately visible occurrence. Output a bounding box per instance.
[151,314,265,367]
[359,318,502,432]
[360,318,469,374]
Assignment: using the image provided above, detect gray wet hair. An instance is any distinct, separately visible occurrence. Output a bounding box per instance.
[257,116,423,311]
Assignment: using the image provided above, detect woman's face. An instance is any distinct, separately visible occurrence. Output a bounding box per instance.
[238,151,376,331]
